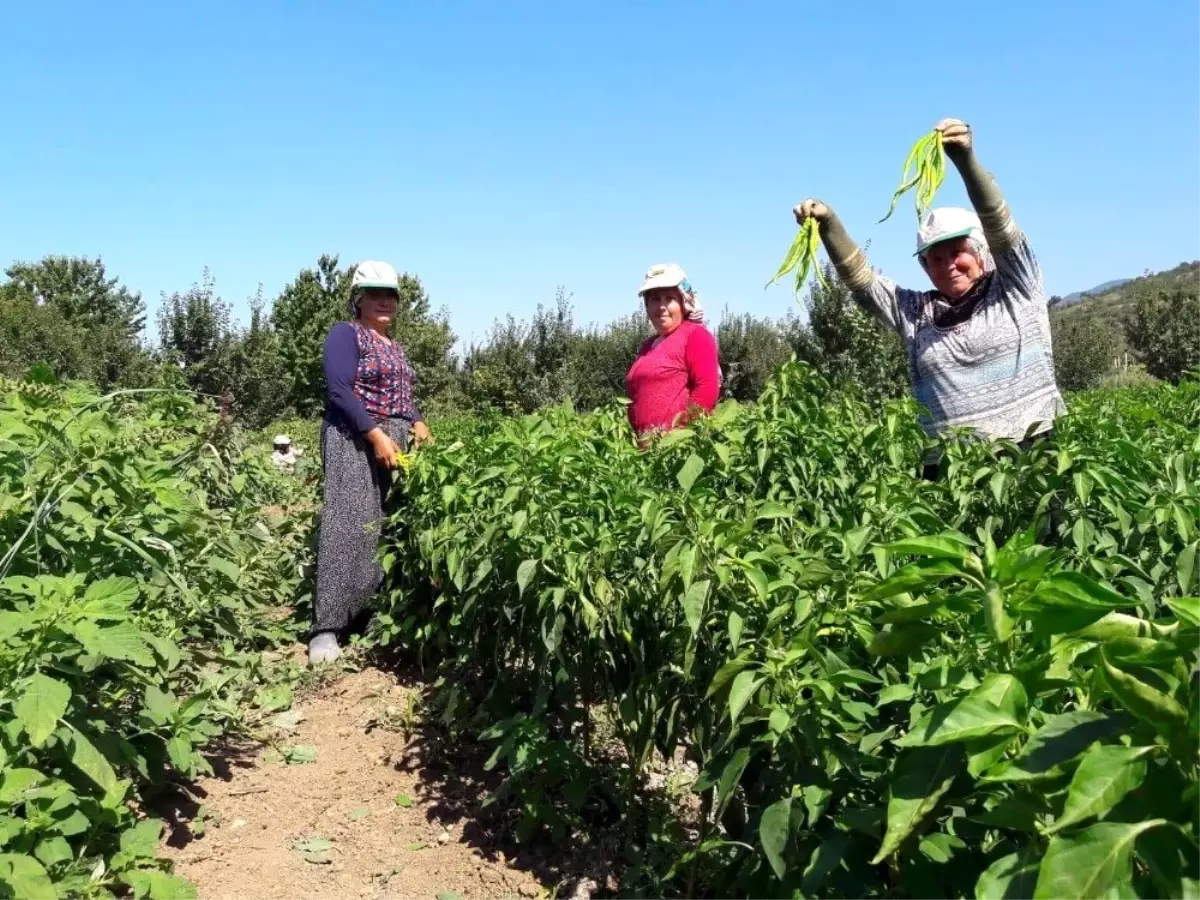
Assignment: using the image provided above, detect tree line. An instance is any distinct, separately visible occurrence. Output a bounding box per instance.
[1,253,1196,430]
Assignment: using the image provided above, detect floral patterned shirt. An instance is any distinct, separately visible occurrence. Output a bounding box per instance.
[323,321,423,434]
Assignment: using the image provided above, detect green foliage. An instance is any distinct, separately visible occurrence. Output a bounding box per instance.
[1050,310,1121,392]
[1052,261,1199,321]
[15,250,1190,435]
[224,290,292,430]
[1099,364,1159,391]
[716,311,794,402]
[0,257,154,390]
[271,255,354,417]
[156,268,237,400]
[0,376,312,898]
[391,275,462,419]
[564,313,650,412]
[152,258,458,429]
[462,295,657,415]
[0,287,93,384]
[792,265,910,407]
[1124,286,1200,384]
[374,364,1198,898]
[5,256,145,340]
[461,288,583,414]
[458,269,910,420]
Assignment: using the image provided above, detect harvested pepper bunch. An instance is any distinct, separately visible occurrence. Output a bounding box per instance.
[879,129,946,223]
[766,215,828,299]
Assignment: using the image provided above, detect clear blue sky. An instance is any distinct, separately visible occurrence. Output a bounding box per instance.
[3,1,1197,350]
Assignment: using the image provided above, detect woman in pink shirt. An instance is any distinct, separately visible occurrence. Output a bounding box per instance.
[625,263,721,440]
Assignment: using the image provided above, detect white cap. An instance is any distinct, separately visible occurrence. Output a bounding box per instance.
[352,260,400,292]
[273,434,290,445]
[915,207,984,257]
[637,263,690,295]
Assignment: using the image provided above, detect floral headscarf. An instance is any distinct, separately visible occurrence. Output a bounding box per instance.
[677,278,706,323]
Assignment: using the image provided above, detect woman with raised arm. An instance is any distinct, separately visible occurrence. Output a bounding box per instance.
[793,118,1065,479]
[309,260,432,665]
[625,263,721,442]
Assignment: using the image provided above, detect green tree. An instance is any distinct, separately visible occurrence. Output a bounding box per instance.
[5,255,145,337]
[462,289,578,414]
[226,287,292,429]
[393,274,461,418]
[462,314,541,414]
[565,311,649,412]
[3,256,151,387]
[271,254,353,416]
[1050,310,1121,391]
[156,269,236,399]
[1124,286,1200,383]
[0,284,90,381]
[786,266,909,406]
[716,310,793,401]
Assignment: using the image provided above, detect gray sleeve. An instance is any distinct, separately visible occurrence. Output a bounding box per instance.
[990,230,1045,304]
[951,150,1021,255]
[852,275,903,333]
[851,274,922,343]
[815,209,920,340]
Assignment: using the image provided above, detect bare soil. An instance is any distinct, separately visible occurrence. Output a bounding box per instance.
[155,659,564,900]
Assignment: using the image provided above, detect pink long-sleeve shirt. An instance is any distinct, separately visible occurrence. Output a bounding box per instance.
[625,320,721,437]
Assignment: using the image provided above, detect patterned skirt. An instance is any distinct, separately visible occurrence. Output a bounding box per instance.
[312,417,411,634]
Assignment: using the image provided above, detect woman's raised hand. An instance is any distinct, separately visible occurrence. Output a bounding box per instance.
[935,118,972,156]
[793,199,832,226]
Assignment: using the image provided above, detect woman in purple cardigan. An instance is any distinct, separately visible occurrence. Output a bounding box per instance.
[309,260,432,664]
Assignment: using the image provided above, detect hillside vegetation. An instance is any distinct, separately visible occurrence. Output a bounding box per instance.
[1051,260,1199,322]
[1048,261,1199,392]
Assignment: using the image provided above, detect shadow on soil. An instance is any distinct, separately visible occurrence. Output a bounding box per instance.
[367,649,692,899]
[147,736,262,850]
[147,625,692,898]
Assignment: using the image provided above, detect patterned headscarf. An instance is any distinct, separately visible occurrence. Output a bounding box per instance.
[677,278,706,324]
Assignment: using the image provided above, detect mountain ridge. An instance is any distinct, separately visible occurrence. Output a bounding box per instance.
[1050,261,1198,314]
[1053,278,1132,308]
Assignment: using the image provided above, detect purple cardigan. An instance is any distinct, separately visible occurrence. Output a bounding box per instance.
[322,322,424,435]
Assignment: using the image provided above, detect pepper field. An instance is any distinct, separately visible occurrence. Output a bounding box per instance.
[376,361,1199,898]
[0,361,1196,899]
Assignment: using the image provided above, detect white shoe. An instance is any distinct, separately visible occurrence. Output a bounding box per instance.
[308,632,341,665]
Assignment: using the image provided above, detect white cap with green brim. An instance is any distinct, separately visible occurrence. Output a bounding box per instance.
[352,260,401,292]
[638,263,690,295]
[915,207,984,257]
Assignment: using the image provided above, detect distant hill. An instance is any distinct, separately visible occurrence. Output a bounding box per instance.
[1050,261,1199,319]
[1052,278,1132,309]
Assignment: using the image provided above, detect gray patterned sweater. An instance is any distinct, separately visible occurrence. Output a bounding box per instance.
[856,232,1066,445]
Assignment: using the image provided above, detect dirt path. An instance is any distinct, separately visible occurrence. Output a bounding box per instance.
[157,660,553,900]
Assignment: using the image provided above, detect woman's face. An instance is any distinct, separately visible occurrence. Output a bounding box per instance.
[357,288,399,327]
[643,288,685,337]
[922,237,984,299]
